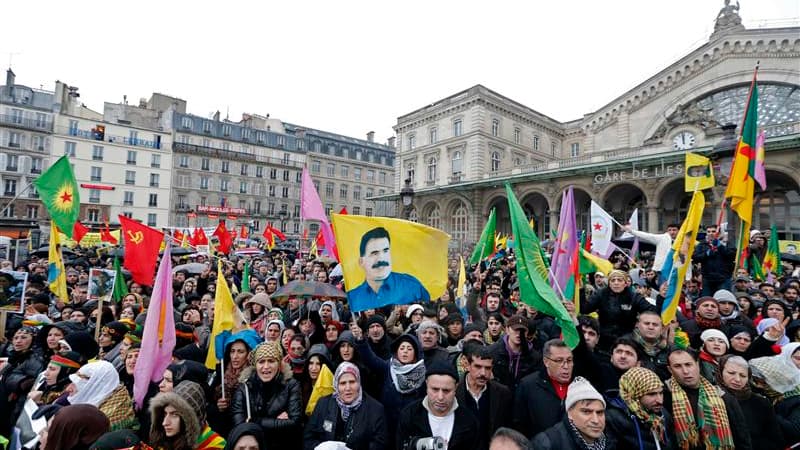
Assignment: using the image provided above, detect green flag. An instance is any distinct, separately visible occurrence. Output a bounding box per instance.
[34,156,80,238]
[470,208,496,265]
[242,259,251,293]
[112,256,128,302]
[505,182,579,348]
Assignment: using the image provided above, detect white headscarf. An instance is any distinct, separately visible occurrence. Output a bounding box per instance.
[67,360,120,406]
[320,301,340,322]
[781,342,800,370]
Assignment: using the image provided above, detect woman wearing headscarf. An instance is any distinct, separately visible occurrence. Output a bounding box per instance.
[224,423,265,450]
[43,404,110,450]
[264,319,284,344]
[716,355,783,450]
[98,321,132,369]
[699,329,730,384]
[300,344,334,412]
[231,341,302,450]
[750,353,800,445]
[158,360,209,394]
[148,392,200,450]
[172,381,225,450]
[65,360,137,431]
[208,329,261,438]
[243,293,271,336]
[353,330,425,446]
[28,351,82,406]
[303,362,387,450]
[0,326,45,435]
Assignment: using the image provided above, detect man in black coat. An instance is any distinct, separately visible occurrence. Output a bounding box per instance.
[512,339,572,439]
[693,224,735,296]
[397,361,479,450]
[606,367,676,450]
[455,343,512,450]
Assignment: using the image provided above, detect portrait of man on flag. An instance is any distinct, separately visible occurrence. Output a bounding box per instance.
[331,214,449,312]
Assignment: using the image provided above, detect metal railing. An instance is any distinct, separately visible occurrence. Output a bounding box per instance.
[172,142,305,167]
[0,114,53,132]
[55,126,162,150]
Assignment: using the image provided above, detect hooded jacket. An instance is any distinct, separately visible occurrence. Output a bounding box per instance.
[149,392,201,450]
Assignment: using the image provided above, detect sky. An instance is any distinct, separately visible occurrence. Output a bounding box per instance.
[2,1,798,144]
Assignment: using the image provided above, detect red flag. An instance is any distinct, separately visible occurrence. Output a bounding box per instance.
[100,220,118,244]
[262,227,275,250]
[269,224,286,241]
[72,222,89,244]
[302,228,309,240]
[173,229,185,242]
[240,225,249,240]
[213,222,233,255]
[119,215,163,286]
[338,207,348,215]
[191,227,208,246]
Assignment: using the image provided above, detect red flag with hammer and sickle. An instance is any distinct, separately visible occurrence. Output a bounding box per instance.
[119,215,164,286]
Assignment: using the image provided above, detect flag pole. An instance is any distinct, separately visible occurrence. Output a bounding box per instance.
[0,183,33,218]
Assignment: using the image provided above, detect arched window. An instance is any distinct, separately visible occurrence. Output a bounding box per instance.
[451,151,463,174]
[427,205,441,230]
[490,151,500,172]
[451,202,468,243]
[427,157,437,182]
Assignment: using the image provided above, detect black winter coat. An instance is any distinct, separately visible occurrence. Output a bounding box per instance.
[512,370,565,439]
[605,394,676,450]
[396,400,479,450]
[775,395,800,447]
[531,416,617,450]
[487,336,540,392]
[733,393,783,450]
[455,378,512,450]
[231,372,303,450]
[303,393,388,450]
[582,287,655,350]
[693,241,735,282]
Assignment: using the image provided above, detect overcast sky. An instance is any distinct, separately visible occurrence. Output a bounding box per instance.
[2,1,798,143]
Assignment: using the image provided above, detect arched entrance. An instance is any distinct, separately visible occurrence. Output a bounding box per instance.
[486,195,510,236]
[520,192,550,237]
[602,184,647,231]
[754,170,800,239]
[657,178,715,231]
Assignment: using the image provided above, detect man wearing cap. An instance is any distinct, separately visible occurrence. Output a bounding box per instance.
[488,315,540,392]
[715,289,755,332]
[455,344,512,450]
[531,376,615,450]
[734,275,751,293]
[513,339,572,438]
[417,321,451,367]
[366,314,392,360]
[606,367,675,450]
[397,361,479,450]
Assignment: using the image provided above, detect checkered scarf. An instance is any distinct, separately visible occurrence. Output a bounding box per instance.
[667,376,734,450]
[619,368,665,443]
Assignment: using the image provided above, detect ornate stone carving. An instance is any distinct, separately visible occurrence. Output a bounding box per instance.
[644,101,721,144]
[712,1,745,38]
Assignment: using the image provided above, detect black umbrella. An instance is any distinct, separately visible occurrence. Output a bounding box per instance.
[781,252,800,264]
[33,246,77,258]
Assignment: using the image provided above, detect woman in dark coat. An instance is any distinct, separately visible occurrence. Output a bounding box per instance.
[231,341,302,450]
[717,355,783,450]
[0,327,44,435]
[304,362,387,450]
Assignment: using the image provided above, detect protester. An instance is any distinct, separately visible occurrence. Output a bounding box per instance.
[43,404,110,450]
[606,367,675,450]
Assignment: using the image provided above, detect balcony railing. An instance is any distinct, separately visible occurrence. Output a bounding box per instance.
[55,126,162,150]
[0,114,53,132]
[172,142,304,167]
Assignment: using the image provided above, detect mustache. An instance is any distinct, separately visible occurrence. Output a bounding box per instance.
[371,261,390,269]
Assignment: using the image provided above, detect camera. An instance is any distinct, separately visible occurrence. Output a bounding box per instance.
[416,437,446,450]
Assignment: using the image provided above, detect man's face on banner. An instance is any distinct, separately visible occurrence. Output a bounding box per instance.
[359,237,392,282]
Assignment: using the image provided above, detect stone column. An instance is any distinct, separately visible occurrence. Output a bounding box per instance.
[549,210,559,236]
[647,206,659,233]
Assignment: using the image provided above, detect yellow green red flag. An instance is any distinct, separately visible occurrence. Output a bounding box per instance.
[34,156,81,239]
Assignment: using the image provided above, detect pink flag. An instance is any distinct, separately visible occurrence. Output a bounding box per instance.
[133,244,175,409]
[550,187,578,296]
[301,167,338,261]
[754,130,767,191]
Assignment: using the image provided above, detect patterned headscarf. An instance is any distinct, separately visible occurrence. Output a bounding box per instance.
[333,362,362,421]
[619,367,665,442]
[249,341,283,366]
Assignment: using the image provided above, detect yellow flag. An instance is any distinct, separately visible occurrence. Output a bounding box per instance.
[48,221,69,302]
[305,364,334,416]
[580,248,614,276]
[205,261,249,369]
[457,256,466,298]
[685,152,715,192]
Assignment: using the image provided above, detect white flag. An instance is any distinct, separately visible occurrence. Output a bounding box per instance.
[591,201,613,257]
[620,208,638,239]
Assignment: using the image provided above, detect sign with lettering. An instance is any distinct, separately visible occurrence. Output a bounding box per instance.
[197,205,247,215]
[593,162,684,185]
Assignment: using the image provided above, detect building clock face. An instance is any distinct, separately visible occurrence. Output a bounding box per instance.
[672,131,696,150]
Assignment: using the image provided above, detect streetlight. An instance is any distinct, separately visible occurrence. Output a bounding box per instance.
[399,178,415,219]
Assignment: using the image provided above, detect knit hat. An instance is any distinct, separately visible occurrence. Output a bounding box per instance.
[267,307,284,321]
[173,380,207,424]
[463,322,486,336]
[425,360,459,382]
[416,320,444,336]
[365,314,387,330]
[713,289,738,305]
[565,376,605,411]
[89,430,141,450]
[250,341,283,365]
[695,296,718,308]
[700,328,730,348]
[405,304,424,319]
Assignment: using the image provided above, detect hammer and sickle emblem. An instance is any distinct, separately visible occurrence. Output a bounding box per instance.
[128,231,144,244]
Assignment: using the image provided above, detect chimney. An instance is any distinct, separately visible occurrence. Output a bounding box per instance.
[387,137,396,148]
[366,131,375,142]
[5,69,15,87]
[213,110,220,121]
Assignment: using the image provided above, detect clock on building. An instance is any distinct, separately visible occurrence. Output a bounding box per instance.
[672,131,696,150]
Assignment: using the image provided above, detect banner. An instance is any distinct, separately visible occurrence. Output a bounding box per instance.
[59,230,122,248]
[0,271,27,313]
[88,268,116,304]
[331,214,449,312]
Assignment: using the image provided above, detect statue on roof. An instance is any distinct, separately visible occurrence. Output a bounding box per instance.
[713,0,745,37]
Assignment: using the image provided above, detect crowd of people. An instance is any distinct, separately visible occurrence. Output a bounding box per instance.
[1,223,800,450]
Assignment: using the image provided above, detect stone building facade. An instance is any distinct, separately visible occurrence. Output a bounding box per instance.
[389,9,800,251]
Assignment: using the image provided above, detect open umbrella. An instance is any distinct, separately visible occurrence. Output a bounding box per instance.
[33,246,77,258]
[781,252,800,264]
[163,246,193,256]
[234,248,264,256]
[172,262,208,274]
[270,280,346,299]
